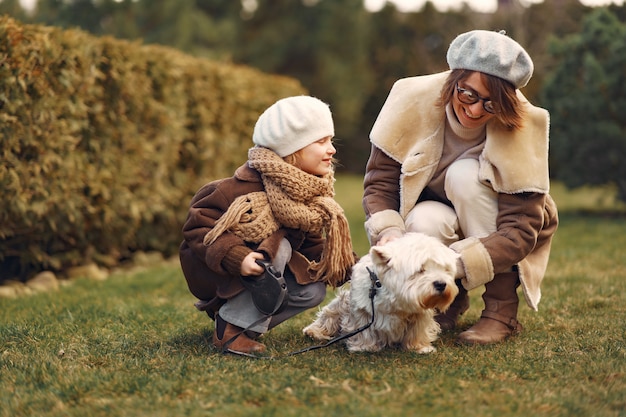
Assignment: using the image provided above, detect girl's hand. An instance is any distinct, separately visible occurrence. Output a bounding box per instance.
[241,252,266,276]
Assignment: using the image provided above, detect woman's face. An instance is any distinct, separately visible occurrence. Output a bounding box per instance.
[295,136,336,176]
[452,71,497,129]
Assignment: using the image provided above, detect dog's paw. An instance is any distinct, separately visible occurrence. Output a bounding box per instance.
[346,336,383,353]
[302,323,333,341]
[347,344,382,353]
[415,345,436,354]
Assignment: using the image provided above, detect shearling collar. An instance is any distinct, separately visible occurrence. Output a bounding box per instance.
[370,71,550,194]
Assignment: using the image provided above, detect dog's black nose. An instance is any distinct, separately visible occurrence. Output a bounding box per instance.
[433,281,447,293]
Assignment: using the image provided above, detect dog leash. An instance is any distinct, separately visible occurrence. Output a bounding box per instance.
[285,267,381,356]
[222,267,381,359]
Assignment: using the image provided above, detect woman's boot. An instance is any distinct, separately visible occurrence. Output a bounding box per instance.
[435,280,469,330]
[213,314,266,354]
[456,271,523,345]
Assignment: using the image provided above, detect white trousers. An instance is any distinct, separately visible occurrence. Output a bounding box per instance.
[405,158,498,244]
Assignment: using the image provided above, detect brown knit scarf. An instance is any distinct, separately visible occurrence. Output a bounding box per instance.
[203,146,355,287]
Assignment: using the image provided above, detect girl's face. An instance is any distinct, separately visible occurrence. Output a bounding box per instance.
[452,71,497,129]
[294,136,336,176]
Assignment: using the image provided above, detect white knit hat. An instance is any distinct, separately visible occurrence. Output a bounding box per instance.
[252,96,334,157]
[447,30,534,89]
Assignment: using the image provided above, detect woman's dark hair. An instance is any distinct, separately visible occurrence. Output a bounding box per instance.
[438,69,524,130]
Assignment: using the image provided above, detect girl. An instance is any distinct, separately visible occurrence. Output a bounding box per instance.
[180,96,356,354]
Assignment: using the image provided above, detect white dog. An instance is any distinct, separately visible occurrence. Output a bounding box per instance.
[303,232,459,353]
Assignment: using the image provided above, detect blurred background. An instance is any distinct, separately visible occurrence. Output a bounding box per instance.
[1,0,624,193]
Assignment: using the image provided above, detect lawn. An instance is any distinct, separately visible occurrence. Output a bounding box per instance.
[1,176,625,417]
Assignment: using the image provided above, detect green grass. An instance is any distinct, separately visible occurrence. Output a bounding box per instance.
[1,176,625,417]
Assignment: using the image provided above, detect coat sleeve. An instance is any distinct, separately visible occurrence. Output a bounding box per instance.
[181,182,252,278]
[451,192,550,290]
[362,145,407,244]
[486,192,549,272]
[363,144,401,217]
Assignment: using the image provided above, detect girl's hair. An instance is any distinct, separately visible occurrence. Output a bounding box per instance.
[283,152,299,167]
[438,69,525,130]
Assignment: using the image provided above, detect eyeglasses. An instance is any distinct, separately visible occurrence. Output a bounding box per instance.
[455,84,496,114]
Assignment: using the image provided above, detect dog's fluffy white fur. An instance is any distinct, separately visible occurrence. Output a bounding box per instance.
[303,232,459,353]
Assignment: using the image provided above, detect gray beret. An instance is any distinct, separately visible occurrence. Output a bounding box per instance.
[446,30,534,89]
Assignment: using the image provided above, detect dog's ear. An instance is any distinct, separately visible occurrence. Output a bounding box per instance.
[370,245,392,268]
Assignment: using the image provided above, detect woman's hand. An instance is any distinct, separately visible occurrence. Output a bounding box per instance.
[376,228,404,246]
[241,251,266,276]
[377,235,397,246]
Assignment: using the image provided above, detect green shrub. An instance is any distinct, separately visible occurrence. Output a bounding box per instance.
[0,17,305,280]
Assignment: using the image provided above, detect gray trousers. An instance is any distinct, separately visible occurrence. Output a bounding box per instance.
[219,238,327,334]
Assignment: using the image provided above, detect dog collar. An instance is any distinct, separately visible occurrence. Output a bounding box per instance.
[366,267,382,299]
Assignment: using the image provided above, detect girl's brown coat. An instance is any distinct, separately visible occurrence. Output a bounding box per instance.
[179,163,325,317]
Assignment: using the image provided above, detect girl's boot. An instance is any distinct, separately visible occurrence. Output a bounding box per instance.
[213,314,266,354]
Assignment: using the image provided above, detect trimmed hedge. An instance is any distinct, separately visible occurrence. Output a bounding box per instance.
[0,17,305,281]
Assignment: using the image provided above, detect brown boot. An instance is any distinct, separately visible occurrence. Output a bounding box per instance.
[435,280,469,330]
[213,314,266,354]
[456,271,523,345]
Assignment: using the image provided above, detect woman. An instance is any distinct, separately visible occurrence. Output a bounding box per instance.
[363,30,558,345]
